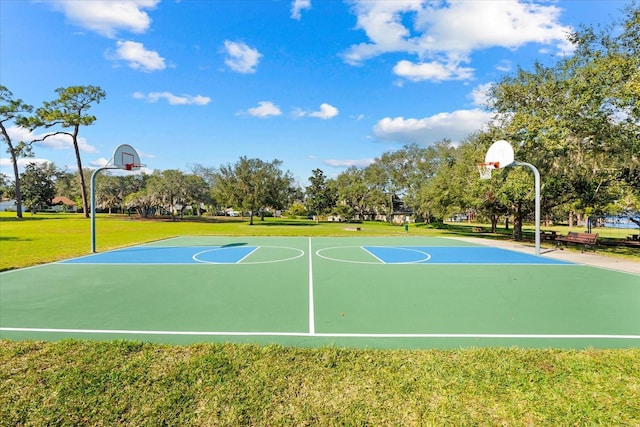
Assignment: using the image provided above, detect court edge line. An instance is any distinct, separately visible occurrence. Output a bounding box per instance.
[237,246,260,264]
[361,246,386,264]
[2,328,639,340]
[308,237,315,335]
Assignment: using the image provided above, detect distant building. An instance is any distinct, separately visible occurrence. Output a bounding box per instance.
[49,196,77,212]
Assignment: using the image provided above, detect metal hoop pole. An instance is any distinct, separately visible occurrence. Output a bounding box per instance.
[91,166,117,253]
[514,162,541,256]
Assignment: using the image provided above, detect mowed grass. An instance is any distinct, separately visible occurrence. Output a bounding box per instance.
[1,212,639,425]
[1,341,639,426]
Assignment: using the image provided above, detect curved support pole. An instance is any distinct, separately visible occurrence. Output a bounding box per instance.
[90,166,117,253]
[514,162,541,256]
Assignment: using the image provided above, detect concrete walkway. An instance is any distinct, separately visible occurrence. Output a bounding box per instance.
[452,236,640,275]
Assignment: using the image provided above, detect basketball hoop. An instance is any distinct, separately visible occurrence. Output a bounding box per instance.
[477,162,499,180]
[124,163,144,171]
[112,144,142,171]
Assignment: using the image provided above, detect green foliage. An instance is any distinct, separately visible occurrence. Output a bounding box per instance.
[30,85,106,218]
[0,85,35,218]
[285,201,308,217]
[19,162,57,212]
[487,4,640,224]
[305,168,336,216]
[334,166,376,219]
[213,157,294,225]
[33,85,106,128]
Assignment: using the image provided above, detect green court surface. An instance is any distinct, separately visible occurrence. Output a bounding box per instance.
[1,236,638,349]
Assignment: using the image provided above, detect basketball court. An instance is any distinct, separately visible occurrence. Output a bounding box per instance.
[1,236,638,349]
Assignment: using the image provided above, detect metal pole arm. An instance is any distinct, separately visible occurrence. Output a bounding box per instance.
[513,162,541,256]
[91,166,118,253]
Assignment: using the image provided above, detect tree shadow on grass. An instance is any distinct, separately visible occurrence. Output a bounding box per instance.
[0,216,50,222]
[0,236,32,242]
[252,221,318,227]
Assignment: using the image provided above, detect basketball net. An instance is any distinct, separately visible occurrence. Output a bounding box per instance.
[477,162,499,180]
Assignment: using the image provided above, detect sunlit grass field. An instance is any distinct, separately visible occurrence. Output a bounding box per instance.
[1,212,639,425]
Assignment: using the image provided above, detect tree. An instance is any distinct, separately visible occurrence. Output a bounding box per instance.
[54,169,81,206]
[334,166,374,220]
[260,161,295,220]
[19,162,57,213]
[183,173,210,216]
[0,85,34,218]
[191,164,219,214]
[305,169,337,219]
[30,86,106,218]
[95,174,123,213]
[213,156,293,225]
[94,173,146,214]
[488,4,640,232]
[144,170,193,220]
[0,174,9,199]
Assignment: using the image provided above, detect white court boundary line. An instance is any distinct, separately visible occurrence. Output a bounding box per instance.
[316,246,431,265]
[1,327,639,340]
[308,237,315,335]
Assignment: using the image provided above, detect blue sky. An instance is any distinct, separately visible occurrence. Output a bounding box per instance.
[0,0,628,185]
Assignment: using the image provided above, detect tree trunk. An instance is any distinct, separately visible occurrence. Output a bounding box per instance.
[10,148,23,219]
[72,127,89,218]
[512,202,523,241]
[3,136,23,218]
[491,214,498,233]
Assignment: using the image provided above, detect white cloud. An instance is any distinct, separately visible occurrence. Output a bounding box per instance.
[393,59,474,82]
[223,40,262,74]
[291,0,311,20]
[310,103,339,119]
[413,1,572,54]
[295,103,339,119]
[112,40,166,72]
[342,1,422,65]
[244,101,282,118]
[90,157,111,168]
[133,91,211,105]
[469,83,494,108]
[343,0,574,81]
[324,158,375,168]
[0,157,51,169]
[6,126,97,153]
[373,109,493,145]
[496,60,512,73]
[48,0,159,38]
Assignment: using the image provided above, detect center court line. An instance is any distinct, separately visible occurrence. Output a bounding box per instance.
[1,327,639,340]
[308,237,315,335]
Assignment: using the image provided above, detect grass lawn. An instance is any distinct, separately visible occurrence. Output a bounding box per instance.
[1,212,639,425]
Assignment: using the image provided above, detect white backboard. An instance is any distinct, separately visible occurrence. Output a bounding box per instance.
[112,144,141,170]
[485,140,515,169]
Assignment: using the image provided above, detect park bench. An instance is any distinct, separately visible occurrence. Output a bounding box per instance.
[556,232,598,252]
